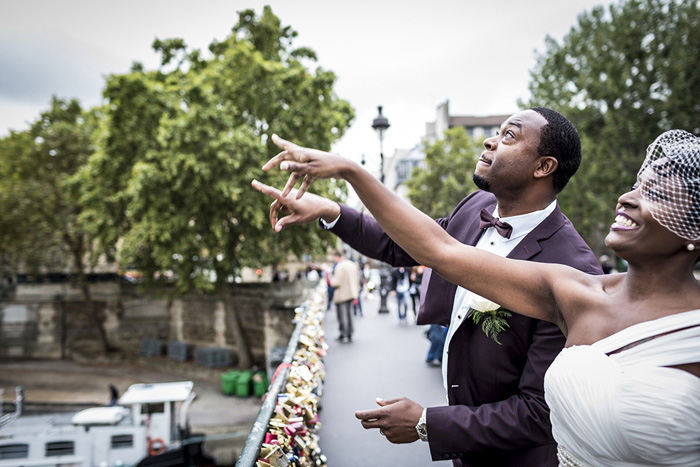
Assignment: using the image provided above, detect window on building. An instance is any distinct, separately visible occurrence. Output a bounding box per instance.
[111,434,134,449]
[46,441,74,457]
[141,403,164,415]
[396,160,422,185]
[0,444,29,459]
[396,161,411,184]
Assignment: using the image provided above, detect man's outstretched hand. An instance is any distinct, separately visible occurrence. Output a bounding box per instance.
[354,397,424,444]
[262,134,355,199]
[251,180,340,232]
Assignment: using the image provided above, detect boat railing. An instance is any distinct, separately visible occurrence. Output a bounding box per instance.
[235,283,327,467]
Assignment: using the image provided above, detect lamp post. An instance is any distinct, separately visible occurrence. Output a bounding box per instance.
[372,106,391,314]
[372,106,390,184]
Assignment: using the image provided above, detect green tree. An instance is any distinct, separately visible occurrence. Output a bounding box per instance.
[79,7,354,367]
[406,127,482,218]
[0,98,113,352]
[525,0,700,253]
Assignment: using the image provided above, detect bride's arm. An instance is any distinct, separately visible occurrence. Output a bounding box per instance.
[258,135,595,328]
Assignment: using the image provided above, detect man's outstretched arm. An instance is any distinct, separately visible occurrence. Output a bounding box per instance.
[253,180,449,266]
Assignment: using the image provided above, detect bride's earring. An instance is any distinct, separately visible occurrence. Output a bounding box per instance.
[687,244,696,251]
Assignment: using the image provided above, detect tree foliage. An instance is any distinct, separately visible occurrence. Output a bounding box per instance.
[0,98,96,276]
[79,6,354,295]
[1,7,353,360]
[525,0,700,253]
[405,127,482,218]
[0,98,113,351]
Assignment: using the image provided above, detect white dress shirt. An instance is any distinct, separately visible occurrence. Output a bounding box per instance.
[441,200,557,390]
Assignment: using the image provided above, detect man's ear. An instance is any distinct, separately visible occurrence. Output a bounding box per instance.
[534,157,558,179]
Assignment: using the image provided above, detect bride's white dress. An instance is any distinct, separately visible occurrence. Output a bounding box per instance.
[544,309,700,466]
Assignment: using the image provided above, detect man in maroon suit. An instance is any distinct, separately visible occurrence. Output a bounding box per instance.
[254,107,602,466]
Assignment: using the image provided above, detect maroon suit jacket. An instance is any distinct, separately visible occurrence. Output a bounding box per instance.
[329,190,602,467]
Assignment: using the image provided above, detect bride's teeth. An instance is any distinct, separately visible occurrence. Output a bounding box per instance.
[615,215,638,228]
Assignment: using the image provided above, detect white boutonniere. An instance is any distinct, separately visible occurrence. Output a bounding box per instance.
[468,294,511,345]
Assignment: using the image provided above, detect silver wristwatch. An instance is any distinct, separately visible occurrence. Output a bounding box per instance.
[416,408,428,442]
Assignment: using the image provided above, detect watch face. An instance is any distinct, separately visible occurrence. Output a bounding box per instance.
[416,422,428,441]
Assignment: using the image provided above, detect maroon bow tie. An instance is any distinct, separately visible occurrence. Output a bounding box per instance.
[479,208,513,239]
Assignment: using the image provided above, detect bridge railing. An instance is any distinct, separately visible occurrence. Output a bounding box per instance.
[236,284,327,467]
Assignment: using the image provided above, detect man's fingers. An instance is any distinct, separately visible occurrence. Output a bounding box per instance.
[269,200,282,228]
[281,173,301,198]
[376,397,402,407]
[263,134,298,171]
[251,180,284,200]
[271,133,291,150]
[275,214,299,232]
[359,419,382,430]
[296,174,314,199]
[279,160,310,173]
[355,408,382,421]
[261,150,288,171]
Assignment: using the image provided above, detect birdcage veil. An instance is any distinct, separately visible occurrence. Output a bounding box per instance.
[636,129,700,241]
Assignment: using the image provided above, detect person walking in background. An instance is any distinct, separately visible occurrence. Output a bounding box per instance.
[323,263,335,310]
[598,254,616,274]
[108,384,119,406]
[353,261,365,316]
[425,324,447,367]
[391,266,411,324]
[330,250,360,343]
[252,107,601,467]
[362,263,372,297]
[409,265,424,322]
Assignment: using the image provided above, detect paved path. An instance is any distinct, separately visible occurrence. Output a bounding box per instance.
[318,292,449,466]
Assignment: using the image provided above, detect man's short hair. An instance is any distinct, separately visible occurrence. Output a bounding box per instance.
[530,107,582,193]
[334,250,344,258]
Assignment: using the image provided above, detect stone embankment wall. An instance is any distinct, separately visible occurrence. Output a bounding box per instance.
[0,280,318,367]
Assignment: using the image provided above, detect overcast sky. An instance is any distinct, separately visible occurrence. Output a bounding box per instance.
[0,0,615,171]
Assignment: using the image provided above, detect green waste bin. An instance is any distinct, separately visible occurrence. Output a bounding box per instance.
[252,371,269,397]
[235,370,253,397]
[221,370,239,395]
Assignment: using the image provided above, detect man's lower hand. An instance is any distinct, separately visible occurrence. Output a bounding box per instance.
[354,397,424,444]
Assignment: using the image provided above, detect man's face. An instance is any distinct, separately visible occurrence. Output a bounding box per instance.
[473,109,547,195]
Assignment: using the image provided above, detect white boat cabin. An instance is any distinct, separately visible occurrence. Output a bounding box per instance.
[0,381,195,467]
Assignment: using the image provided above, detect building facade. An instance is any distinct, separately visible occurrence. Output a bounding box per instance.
[386,100,512,198]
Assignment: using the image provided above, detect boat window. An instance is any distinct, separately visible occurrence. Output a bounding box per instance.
[0,444,29,459]
[141,403,164,414]
[46,441,74,457]
[111,434,134,449]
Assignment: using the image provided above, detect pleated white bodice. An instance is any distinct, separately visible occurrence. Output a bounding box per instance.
[545,309,700,466]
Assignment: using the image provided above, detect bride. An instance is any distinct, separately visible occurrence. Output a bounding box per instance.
[252,129,700,466]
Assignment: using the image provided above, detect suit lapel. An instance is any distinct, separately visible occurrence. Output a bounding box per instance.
[460,203,489,246]
[507,203,565,260]
[418,195,493,324]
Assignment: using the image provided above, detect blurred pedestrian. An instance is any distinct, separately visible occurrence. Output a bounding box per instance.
[323,263,335,310]
[409,265,424,322]
[353,261,365,316]
[109,384,119,406]
[331,250,360,343]
[598,255,616,274]
[425,324,447,367]
[391,267,411,324]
